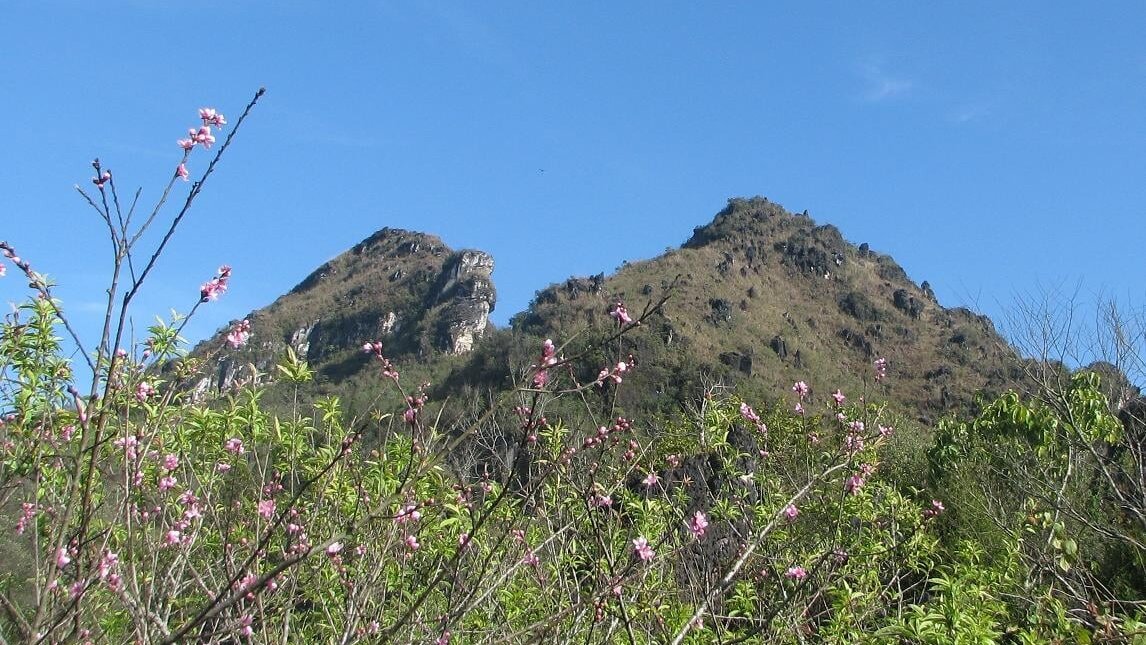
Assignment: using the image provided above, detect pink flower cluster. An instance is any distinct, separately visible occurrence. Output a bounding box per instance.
[596,355,634,386]
[178,108,225,150]
[845,463,876,495]
[785,565,807,580]
[403,389,428,425]
[739,402,767,433]
[633,536,655,561]
[200,265,232,302]
[608,301,633,325]
[135,381,156,403]
[15,502,36,535]
[783,503,799,521]
[531,338,559,388]
[225,437,245,454]
[687,510,709,539]
[873,357,888,381]
[792,381,810,399]
[923,499,945,519]
[175,107,227,179]
[394,503,422,525]
[226,319,251,349]
[362,340,399,380]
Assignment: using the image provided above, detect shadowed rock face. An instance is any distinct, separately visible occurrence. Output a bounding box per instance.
[185,228,496,395]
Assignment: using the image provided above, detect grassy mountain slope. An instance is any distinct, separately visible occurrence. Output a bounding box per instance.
[507,197,1020,420]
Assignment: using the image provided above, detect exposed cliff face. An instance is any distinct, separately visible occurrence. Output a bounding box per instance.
[186,228,495,395]
[432,250,496,355]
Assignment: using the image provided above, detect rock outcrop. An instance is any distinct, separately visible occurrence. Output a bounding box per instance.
[186,228,496,394]
[433,250,496,355]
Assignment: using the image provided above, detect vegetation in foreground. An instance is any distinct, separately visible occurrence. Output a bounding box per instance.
[1,93,1144,643]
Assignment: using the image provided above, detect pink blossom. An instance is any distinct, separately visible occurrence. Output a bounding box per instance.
[783,503,799,521]
[257,499,275,519]
[531,338,558,388]
[56,548,71,568]
[238,614,253,638]
[832,389,846,406]
[795,403,805,415]
[162,453,179,471]
[178,138,195,151]
[15,503,35,534]
[0,263,5,277]
[199,107,227,127]
[923,499,946,519]
[183,503,202,521]
[176,163,189,181]
[873,357,888,381]
[158,475,177,492]
[642,472,660,487]
[522,550,539,567]
[226,319,251,348]
[608,301,633,325]
[785,565,807,580]
[739,402,760,424]
[224,438,245,454]
[792,381,809,399]
[879,424,894,438]
[632,536,654,561]
[395,504,421,524]
[192,125,215,149]
[199,265,231,302]
[164,529,182,547]
[687,510,709,539]
[200,278,227,301]
[216,462,232,473]
[92,171,111,188]
[405,534,420,551]
[326,542,343,556]
[98,551,118,580]
[135,381,155,402]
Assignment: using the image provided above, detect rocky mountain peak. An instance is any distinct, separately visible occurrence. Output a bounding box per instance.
[187,227,496,395]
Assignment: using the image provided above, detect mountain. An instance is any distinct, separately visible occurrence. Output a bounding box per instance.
[505,197,1020,420]
[186,197,1023,421]
[185,227,495,398]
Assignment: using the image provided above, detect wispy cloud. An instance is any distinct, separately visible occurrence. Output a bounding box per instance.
[857,62,913,102]
[948,102,992,124]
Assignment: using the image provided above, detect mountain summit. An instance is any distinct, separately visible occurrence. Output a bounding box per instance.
[190,197,1020,420]
[189,227,495,396]
[507,197,1019,418]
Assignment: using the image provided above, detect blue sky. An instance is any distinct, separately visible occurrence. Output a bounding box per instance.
[3,3,1145,372]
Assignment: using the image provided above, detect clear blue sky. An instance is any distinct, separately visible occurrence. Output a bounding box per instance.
[3,3,1145,370]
